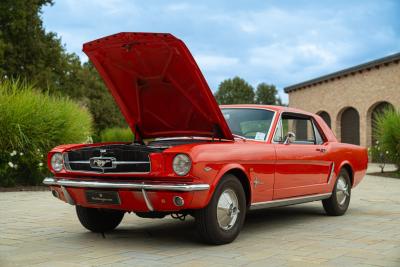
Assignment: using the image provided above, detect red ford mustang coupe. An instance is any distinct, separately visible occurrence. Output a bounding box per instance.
[44,32,368,244]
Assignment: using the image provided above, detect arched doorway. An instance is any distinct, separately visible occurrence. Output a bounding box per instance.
[317,111,331,128]
[370,101,394,145]
[340,107,360,145]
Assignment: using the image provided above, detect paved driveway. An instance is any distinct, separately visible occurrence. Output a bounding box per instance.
[1,174,399,267]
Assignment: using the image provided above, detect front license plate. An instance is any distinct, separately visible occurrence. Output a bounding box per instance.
[85,190,120,205]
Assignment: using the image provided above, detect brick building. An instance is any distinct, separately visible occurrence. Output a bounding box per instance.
[284,53,400,148]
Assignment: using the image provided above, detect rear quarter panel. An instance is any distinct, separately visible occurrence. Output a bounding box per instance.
[313,112,367,189]
[328,142,368,188]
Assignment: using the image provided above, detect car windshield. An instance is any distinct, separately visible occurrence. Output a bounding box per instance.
[221,108,275,140]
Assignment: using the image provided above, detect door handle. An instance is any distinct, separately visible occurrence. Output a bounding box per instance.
[316,148,327,153]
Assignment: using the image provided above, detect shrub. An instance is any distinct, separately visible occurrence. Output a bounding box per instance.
[100,127,134,142]
[0,79,93,186]
[368,144,392,173]
[373,108,400,170]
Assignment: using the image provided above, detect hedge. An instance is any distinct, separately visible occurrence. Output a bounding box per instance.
[0,79,93,186]
[100,127,134,142]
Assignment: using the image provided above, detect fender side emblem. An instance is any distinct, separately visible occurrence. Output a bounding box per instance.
[253,177,263,188]
[204,167,212,172]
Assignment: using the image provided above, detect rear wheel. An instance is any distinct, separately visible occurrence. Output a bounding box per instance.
[322,168,351,216]
[76,206,124,233]
[195,174,246,245]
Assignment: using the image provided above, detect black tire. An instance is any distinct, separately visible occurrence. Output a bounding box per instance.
[76,206,124,233]
[322,168,351,216]
[195,174,246,245]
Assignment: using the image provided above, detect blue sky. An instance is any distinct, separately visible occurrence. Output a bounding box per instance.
[42,0,400,103]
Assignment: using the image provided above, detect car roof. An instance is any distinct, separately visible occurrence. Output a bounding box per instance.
[219,104,316,117]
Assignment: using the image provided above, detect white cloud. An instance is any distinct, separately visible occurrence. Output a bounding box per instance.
[249,42,337,71]
[194,54,240,71]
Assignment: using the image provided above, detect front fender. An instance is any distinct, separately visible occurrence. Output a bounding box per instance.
[202,163,251,207]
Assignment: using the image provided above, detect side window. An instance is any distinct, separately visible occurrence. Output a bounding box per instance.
[280,113,316,144]
[313,121,324,145]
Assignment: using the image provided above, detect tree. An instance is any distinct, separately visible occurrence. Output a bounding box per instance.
[255,83,282,105]
[77,62,126,134]
[0,0,63,92]
[214,76,255,104]
[0,0,126,133]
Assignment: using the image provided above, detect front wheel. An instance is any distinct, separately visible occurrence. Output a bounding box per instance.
[322,168,351,216]
[76,206,125,233]
[195,174,246,245]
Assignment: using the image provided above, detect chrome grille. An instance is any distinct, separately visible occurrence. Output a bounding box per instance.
[64,145,156,174]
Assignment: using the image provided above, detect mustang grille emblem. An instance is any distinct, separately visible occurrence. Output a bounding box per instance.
[93,159,108,167]
[89,157,116,170]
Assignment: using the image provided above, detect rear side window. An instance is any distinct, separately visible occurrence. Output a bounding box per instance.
[313,121,324,145]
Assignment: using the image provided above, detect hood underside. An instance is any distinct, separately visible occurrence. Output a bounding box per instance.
[83,32,233,140]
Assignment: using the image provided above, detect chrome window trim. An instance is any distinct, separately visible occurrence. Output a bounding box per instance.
[220,107,277,143]
[271,112,283,144]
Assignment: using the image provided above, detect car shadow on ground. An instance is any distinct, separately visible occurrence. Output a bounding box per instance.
[82,204,329,246]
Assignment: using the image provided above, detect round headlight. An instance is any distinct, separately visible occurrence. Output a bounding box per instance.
[51,153,64,172]
[172,154,191,176]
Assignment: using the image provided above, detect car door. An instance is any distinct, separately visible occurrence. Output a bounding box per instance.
[272,112,332,199]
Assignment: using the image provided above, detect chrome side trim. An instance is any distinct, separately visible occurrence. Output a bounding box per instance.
[250,193,332,210]
[327,162,336,184]
[60,186,75,205]
[141,188,154,211]
[43,177,210,192]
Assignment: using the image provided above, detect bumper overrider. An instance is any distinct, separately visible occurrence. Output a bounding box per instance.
[43,177,210,212]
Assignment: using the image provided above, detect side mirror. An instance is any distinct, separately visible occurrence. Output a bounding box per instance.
[284,132,296,145]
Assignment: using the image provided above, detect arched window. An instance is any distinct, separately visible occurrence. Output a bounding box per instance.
[340,107,360,145]
[371,101,394,145]
[317,111,331,128]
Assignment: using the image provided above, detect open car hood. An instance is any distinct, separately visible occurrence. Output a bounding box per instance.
[83,32,233,140]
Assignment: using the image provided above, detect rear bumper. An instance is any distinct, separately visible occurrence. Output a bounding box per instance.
[43,177,210,212]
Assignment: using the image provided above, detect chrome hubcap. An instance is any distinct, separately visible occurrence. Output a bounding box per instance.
[336,176,349,206]
[217,189,240,230]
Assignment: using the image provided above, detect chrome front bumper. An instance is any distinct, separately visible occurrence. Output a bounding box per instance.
[43,177,210,211]
[42,177,210,192]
